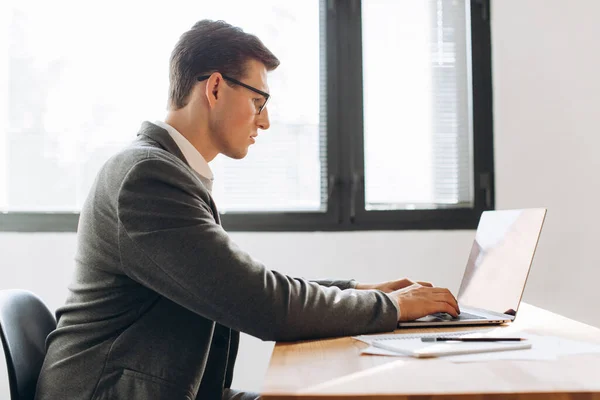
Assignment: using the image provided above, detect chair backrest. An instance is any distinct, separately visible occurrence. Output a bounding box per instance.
[0,290,56,400]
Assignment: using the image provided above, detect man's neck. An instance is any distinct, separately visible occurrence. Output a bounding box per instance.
[164,112,218,162]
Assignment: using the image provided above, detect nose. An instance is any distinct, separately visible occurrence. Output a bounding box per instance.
[256,107,270,130]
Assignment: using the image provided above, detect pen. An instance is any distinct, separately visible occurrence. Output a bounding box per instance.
[421,337,526,342]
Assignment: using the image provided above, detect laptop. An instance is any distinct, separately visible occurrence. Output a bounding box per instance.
[397,208,547,328]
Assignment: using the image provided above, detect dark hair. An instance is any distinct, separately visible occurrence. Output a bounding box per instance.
[168,19,280,109]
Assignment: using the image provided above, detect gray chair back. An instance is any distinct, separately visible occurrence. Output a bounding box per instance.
[0,290,56,400]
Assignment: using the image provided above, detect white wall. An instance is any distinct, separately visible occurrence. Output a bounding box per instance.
[2,0,600,394]
[492,0,600,330]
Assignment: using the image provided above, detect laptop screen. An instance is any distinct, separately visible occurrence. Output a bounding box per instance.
[457,208,546,317]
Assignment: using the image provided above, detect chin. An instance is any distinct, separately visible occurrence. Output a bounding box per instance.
[226,148,249,160]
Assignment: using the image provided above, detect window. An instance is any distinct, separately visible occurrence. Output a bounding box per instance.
[0,0,493,232]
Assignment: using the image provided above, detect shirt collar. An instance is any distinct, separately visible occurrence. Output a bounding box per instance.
[153,120,214,185]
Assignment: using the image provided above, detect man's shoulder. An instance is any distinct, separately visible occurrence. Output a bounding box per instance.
[91,137,207,205]
[105,138,191,179]
[119,138,182,165]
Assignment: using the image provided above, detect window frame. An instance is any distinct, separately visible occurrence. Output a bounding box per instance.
[0,0,494,233]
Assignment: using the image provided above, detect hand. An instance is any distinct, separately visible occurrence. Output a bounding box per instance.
[387,283,460,322]
[355,278,433,294]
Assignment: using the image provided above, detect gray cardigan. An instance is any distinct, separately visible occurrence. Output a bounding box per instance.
[35,122,398,400]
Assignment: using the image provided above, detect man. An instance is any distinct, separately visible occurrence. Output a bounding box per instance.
[35,20,460,400]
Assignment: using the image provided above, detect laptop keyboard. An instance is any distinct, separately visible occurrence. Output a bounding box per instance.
[430,312,483,321]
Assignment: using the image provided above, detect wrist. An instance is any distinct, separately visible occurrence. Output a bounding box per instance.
[355,283,375,290]
[385,292,402,322]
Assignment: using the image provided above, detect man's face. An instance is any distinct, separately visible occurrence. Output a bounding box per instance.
[209,59,271,159]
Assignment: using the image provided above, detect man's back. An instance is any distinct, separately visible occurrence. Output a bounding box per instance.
[35,124,240,399]
[35,122,399,400]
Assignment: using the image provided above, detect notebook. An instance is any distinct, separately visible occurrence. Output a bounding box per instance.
[371,338,531,358]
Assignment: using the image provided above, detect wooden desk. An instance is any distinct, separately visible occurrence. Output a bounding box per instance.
[262,303,600,399]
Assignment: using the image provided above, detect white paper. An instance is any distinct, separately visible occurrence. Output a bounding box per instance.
[372,338,532,358]
[361,344,556,361]
[358,332,600,363]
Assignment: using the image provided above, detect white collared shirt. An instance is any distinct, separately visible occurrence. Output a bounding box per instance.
[154,120,214,192]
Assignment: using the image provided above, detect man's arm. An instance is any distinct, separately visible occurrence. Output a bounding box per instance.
[116,156,399,342]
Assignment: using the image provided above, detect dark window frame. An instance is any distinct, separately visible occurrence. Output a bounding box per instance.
[0,0,493,233]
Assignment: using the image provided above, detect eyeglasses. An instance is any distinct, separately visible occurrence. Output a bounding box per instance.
[197,74,270,115]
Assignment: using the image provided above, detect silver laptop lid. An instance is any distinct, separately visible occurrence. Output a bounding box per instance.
[457,208,547,319]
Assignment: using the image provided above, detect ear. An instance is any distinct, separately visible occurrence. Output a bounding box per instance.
[204,72,224,110]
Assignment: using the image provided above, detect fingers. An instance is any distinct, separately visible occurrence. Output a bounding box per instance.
[417,281,433,287]
[430,288,460,314]
[397,278,416,289]
[438,302,459,318]
[393,284,460,321]
[448,292,460,314]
